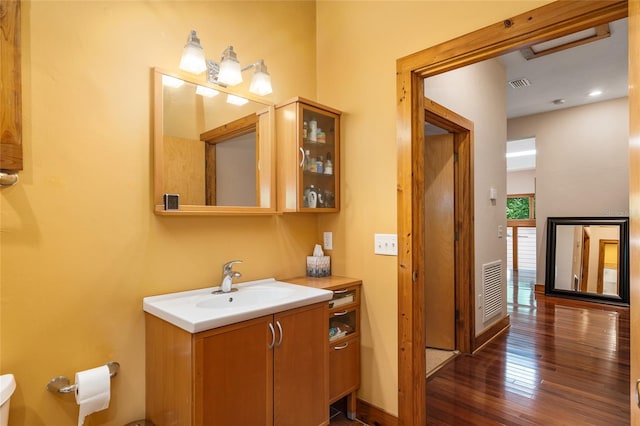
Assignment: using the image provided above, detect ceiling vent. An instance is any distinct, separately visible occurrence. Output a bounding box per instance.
[508,78,531,89]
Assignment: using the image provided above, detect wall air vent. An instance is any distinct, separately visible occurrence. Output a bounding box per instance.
[482,260,503,322]
[508,78,531,89]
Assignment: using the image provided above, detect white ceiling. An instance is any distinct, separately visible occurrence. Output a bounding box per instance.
[502,17,628,119]
[424,16,628,168]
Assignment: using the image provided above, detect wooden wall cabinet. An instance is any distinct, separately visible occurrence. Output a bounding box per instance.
[284,276,361,420]
[146,302,329,426]
[275,97,341,212]
[0,0,23,172]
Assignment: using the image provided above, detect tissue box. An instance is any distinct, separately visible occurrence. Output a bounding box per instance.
[307,256,331,277]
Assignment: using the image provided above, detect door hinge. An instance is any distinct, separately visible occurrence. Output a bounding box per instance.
[454,152,459,163]
[454,230,459,241]
[412,271,418,282]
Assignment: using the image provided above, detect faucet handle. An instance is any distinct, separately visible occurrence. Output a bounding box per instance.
[223,260,242,274]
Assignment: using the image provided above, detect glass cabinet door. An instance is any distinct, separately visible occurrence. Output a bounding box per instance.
[299,104,340,212]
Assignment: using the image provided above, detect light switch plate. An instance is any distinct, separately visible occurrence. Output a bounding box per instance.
[323,232,333,250]
[374,233,398,256]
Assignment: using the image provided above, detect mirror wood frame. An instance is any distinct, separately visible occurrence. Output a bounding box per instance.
[396,1,634,424]
[545,216,629,306]
[153,67,276,215]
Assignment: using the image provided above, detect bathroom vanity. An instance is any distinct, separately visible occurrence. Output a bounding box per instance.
[144,279,332,426]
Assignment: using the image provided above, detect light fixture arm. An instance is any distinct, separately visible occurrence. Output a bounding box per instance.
[241,60,265,73]
[206,59,224,86]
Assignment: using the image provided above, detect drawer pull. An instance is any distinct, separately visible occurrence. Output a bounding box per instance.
[333,310,349,316]
[333,289,350,294]
[333,342,349,350]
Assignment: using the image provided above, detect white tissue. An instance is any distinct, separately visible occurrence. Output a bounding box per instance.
[313,244,324,257]
[75,365,111,426]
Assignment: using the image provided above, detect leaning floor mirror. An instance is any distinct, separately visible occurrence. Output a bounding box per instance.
[545,217,629,305]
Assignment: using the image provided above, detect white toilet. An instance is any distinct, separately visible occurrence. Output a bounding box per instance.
[0,374,15,426]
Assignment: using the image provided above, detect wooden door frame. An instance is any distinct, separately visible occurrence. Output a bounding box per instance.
[396,1,632,424]
[424,98,474,355]
[580,227,591,292]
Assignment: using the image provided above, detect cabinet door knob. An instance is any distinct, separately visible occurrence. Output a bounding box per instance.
[276,320,283,347]
[333,342,349,350]
[268,323,276,349]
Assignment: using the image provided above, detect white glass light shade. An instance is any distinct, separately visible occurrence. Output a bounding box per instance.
[249,62,272,96]
[179,30,207,75]
[162,75,185,88]
[226,94,249,106]
[196,85,220,97]
[217,46,243,86]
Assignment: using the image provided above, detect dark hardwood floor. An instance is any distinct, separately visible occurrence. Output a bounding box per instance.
[426,270,630,425]
[330,270,630,425]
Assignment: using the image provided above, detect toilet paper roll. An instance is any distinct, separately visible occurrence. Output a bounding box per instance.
[75,365,111,426]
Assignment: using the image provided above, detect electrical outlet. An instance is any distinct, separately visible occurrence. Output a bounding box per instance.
[374,233,398,256]
[323,232,333,250]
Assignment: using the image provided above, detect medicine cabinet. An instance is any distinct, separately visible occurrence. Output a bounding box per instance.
[275,97,341,213]
[153,68,276,215]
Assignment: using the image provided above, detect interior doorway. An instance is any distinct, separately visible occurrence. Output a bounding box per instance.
[423,109,473,377]
[396,2,631,424]
[423,100,474,360]
[416,98,474,377]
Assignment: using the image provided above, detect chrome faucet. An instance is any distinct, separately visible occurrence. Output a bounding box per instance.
[219,260,242,293]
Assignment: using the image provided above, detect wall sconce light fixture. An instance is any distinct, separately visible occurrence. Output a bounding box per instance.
[179,30,207,75]
[178,30,272,96]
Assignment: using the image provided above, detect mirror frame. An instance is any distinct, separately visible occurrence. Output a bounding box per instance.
[545,216,629,306]
[153,67,276,215]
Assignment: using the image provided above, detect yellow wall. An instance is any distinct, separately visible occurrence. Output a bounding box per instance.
[1,1,553,424]
[1,2,317,425]
[315,0,551,415]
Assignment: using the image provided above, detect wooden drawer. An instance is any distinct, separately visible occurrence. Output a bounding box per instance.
[329,286,360,310]
[329,306,358,343]
[329,335,360,403]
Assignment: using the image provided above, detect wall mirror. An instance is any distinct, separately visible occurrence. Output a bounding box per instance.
[153,68,275,215]
[545,217,629,305]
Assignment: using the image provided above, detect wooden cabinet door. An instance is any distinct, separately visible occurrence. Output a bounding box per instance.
[273,303,328,426]
[194,315,274,426]
[329,335,360,403]
[275,97,341,213]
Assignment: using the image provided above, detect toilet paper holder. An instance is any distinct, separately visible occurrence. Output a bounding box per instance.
[46,361,119,394]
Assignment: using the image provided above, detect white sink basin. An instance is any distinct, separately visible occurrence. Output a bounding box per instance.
[143,278,332,333]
